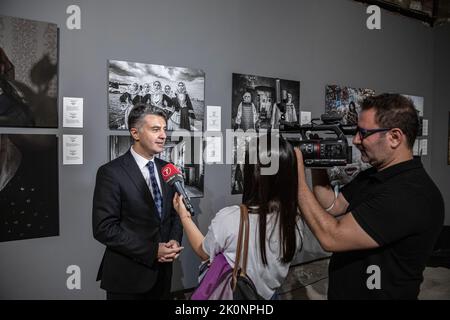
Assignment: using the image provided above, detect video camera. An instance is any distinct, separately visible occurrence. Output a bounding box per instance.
[280,111,357,167]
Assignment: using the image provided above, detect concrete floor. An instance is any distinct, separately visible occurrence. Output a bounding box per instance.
[179,257,450,300]
[278,258,450,300]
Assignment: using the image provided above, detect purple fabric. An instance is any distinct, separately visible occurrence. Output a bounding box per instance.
[190,252,234,300]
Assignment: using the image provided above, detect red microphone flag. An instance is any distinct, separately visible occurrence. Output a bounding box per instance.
[161,163,182,183]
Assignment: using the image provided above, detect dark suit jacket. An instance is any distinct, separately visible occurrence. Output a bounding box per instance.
[92,150,183,293]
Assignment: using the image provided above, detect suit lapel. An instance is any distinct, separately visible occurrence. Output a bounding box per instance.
[155,158,169,220]
[120,150,160,220]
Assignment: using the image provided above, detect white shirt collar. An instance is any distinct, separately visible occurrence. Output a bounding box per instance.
[130,145,155,170]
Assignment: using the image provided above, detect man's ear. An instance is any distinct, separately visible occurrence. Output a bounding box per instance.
[388,128,403,148]
[130,128,139,141]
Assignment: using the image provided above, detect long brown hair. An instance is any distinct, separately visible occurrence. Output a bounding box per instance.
[242,136,301,265]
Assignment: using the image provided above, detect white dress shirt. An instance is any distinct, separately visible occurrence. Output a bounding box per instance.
[130,146,162,199]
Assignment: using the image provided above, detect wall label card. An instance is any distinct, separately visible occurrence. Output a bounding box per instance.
[205,136,222,163]
[63,135,83,165]
[300,111,312,125]
[420,139,428,156]
[63,97,84,128]
[422,119,428,136]
[207,105,221,131]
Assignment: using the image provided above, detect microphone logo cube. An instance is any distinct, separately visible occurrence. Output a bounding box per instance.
[162,167,172,178]
[161,163,182,184]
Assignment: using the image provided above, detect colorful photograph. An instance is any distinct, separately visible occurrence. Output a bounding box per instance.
[324,85,376,186]
[325,85,375,125]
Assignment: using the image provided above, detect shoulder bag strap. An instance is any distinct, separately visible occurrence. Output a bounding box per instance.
[232,204,249,290]
[241,204,250,277]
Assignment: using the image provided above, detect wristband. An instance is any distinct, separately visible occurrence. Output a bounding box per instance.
[325,184,339,212]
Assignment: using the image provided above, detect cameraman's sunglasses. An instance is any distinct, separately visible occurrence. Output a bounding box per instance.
[356,126,392,140]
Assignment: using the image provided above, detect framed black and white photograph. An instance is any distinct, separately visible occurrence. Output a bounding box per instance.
[159,135,204,198]
[0,15,58,128]
[108,60,205,132]
[402,94,424,136]
[231,136,247,195]
[109,135,133,161]
[231,73,300,131]
[325,85,375,125]
[0,134,59,242]
[402,94,424,116]
[109,134,204,198]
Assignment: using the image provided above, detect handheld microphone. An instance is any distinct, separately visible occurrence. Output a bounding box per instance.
[161,163,195,216]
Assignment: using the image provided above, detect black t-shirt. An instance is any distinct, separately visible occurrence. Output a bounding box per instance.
[329,157,444,300]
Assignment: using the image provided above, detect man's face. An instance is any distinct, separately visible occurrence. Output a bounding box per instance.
[243,93,251,103]
[164,85,171,95]
[131,115,167,158]
[143,83,150,93]
[352,108,390,168]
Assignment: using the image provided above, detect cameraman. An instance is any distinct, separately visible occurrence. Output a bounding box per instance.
[295,94,444,299]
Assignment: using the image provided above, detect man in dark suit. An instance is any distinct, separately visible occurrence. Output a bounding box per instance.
[93,103,183,300]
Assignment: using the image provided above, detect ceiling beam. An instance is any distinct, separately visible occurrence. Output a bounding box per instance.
[353,0,435,26]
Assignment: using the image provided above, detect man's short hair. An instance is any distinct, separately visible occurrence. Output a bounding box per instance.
[360,94,419,149]
[127,103,167,131]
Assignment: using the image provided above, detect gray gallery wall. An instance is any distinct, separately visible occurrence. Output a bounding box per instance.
[0,0,448,299]
[432,23,450,226]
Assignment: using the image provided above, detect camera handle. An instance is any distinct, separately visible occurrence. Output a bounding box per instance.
[299,124,347,141]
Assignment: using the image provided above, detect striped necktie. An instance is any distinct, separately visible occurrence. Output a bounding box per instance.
[147,161,163,218]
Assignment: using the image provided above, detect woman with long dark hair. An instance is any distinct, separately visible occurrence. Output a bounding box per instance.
[173,136,303,299]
